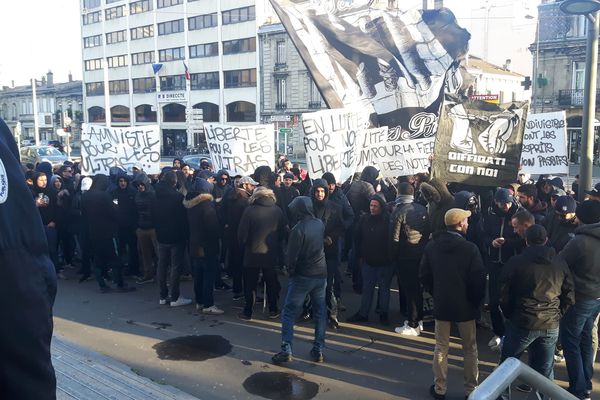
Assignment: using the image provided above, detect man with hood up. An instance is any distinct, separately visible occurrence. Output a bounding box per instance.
[0,117,57,399]
[310,178,344,327]
[183,178,224,315]
[237,186,287,320]
[272,196,327,364]
[279,172,300,222]
[419,178,455,233]
[31,171,59,270]
[420,209,486,400]
[112,174,139,276]
[82,174,135,293]
[212,169,231,202]
[133,172,158,283]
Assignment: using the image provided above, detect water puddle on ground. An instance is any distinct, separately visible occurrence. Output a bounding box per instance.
[243,372,319,400]
[152,335,232,361]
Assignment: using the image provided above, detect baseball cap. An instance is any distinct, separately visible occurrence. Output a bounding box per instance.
[584,182,600,197]
[525,224,547,246]
[239,176,259,186]
[554,195,576,214]
[576,200,600,224]
[494,188,513,204]
[444,208,471,226]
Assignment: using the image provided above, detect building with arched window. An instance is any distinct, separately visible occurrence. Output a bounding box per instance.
[80,0,261,155]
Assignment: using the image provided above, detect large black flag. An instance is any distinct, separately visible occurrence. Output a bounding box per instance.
[432,99,528,187]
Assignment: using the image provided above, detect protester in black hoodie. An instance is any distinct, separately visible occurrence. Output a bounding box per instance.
[419,178,454,233]
[1,117,57,400]
[237,186,287,320]
[184,178,224,315]
[279,172,300,222]
[31,171,59,271]
[500,225,574,381]
[153,171,191,306]
[112,175,139,276]
[133,172,157,283]
[272,196,327,364]
[213,169,231,202]
[348,195,393,324]
[420,208,485,400]
[82,174,135,293]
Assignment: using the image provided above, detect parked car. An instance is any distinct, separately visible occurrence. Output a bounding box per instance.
[21,146,68,168]
[21,139,36,146]
[182,154,211,170]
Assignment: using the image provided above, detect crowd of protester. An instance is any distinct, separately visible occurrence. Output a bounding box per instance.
[24,154,600,400]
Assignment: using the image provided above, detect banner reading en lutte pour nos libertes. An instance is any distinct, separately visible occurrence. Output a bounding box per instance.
[270,0,471,176]
[432,99,529,187]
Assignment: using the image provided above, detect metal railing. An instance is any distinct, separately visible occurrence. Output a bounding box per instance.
[558,89,600,106]
[468,358,578,400]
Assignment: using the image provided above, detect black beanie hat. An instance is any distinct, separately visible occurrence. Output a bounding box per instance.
[322,172,336,186]
[576,200,600,225]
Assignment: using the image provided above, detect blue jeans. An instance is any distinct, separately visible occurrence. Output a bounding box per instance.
[358,263,394,318]
[501,321,559,379]
[192,255,218,308]
[281,275,327,354]
[561,298,600,397]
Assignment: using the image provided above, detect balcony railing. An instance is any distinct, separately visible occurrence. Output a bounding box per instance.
[308,101,322,109]
[274,62,287,71]
[275,102,287,110]
[558,89,600,106]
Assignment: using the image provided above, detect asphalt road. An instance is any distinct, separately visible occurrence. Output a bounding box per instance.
[52,267,599,400]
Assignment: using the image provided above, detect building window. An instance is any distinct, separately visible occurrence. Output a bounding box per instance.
[130,24,154,40]
[84,58,103,71]
[111,105,131,123]
[160,75,186,91]
[107,55,128,68]
[135,104,157,122]
[159,47,185,62]
[158,19,184,36]
[188,13,217,30]
[131,51,155,65]
[105,5,126,20]
[193,102,219,122]
[276,78,286,107]
[83,0,101,9]
[223,38,256,55]
[106,30,127,44]
[129,0,152,15]
[276,40,286,64]
[189,43,218,58]
[224,68,256,88]
[222,6,255,25]
[106,0,122,3]
[573,62,585,90]
[86,82,105,96]
[226,101,255,122]
[88,106,105,122]
[308,78,322,108]
[109,80,129,95]
[133,77,156,93]
[82,11,101,25]
[157,0,182,8]
[83,34,102,48]
[191,72,219,90]
[162,103,186,122]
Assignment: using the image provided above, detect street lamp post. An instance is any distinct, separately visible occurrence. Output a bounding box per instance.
[560,0,600,202]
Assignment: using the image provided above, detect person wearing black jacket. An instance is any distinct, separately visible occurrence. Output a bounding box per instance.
[237,186,287,320]
[419,178,454,233]
[133,172,158,283]
[31,171,60,271]
[420,208,485,400]
[348,195,393,324]
[557,200,600,399]
[184,178,224,315]
[517,183,548,224]
[272,196,327,364]
[499,224,574,381]
[81,174,135,293]
[279,172,300,222]
[112,175,139,276]
[153,171,191,307]
[480,188,522,348]
[390,183,430,336]
[543,195,578,253]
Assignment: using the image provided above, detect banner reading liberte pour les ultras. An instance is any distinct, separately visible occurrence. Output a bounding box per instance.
[432,100,529,187]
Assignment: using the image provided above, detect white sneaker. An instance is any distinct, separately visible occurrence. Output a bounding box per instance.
[202,305,224,315]
[170,297,192,307]
[488,336,501,348]
[394,322,421,336]
[159,298,168,305]
[195,303,203,310]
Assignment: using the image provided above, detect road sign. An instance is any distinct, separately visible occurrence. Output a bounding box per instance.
[279,128,292,134]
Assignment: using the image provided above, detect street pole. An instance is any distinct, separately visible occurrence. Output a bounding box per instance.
[580,11,599,202]
[31,78,40,146]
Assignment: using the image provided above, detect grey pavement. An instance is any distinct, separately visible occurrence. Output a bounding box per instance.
[52,268,600,400]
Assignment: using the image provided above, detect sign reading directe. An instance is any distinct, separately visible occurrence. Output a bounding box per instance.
[157,91,187,103]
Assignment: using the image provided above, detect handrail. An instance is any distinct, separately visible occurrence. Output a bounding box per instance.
[468,357,578,400]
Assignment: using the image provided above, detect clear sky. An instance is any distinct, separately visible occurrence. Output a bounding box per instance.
[0,0,539,87]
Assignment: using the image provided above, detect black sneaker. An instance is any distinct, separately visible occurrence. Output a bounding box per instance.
[100,286,113,293]
[429,385,445,400]
[272,351,292,363]
[232,293,243,301]
[268,311,281,319]
[309,349,324,363]
[346,313,368,323]
[237,312,252,321]
[515,383,531,393]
